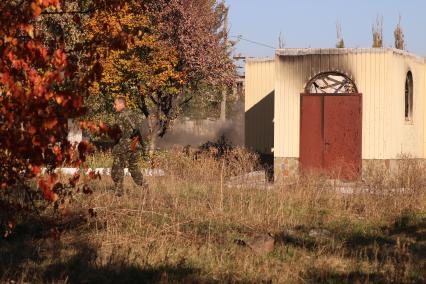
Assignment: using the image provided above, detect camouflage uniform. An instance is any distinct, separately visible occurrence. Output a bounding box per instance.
[111,108,147,194]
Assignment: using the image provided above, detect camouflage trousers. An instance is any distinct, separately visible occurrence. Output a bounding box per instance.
[111,149,147,190]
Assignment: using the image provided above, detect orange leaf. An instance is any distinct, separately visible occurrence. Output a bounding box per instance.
[55,95,64,105]
[43,118,58,129]
[32,137,41,146]
[31,2,42,16]
[24,24,34,39]
[52,145,61,155]
[28,126,37,135]
[98,122,108,133]
[39,178,58,202]
[42,0,51,7]
[31,165,41,175]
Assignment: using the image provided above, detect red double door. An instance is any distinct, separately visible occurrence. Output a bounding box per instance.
[300,94,362,180]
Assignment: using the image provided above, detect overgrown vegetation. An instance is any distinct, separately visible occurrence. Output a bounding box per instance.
[335,20,345,48]
[1,151,425,283]
[372,15,384,48]
[394,15,405,50]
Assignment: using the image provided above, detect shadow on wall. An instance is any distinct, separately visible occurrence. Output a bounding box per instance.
[158,101,245,149]
[245,91,274,157]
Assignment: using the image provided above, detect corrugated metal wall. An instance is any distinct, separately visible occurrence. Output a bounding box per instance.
[388,53,425,158]
[274,48,426,159]
[245,59,275,154]
[424,59,426,155]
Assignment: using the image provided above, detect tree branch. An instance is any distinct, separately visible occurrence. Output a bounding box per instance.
[149,94,158,105]
[41,9,94,15]
[136,97,150,118]
[179,96,193,107]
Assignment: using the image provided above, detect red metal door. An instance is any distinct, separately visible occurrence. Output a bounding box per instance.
[299,94,362,180]
[300,95,324,174]
[324,95,362,180]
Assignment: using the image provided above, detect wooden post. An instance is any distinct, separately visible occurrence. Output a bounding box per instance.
[220,0,228,122]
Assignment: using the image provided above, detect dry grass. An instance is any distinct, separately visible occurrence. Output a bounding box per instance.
[1,149,426,283]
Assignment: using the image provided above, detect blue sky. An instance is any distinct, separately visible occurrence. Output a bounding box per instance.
[226,0,426,58]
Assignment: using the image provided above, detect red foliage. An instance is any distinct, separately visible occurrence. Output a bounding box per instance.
[0,1,90,201]
[38,178,58,202]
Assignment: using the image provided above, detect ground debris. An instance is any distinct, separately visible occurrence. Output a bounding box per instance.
[226,171,271,189]
[234,233,275,254]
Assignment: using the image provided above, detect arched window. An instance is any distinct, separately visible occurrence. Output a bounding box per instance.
[305,71,358,94]
[405,71,413,121]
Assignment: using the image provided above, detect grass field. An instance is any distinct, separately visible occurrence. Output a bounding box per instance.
[1,149,425,283]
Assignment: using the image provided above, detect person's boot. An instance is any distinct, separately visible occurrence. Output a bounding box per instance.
[114,183,124,197]
[141,180,149,191]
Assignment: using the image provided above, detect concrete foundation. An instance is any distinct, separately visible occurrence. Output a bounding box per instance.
[273,157,426,182]
[274,157,299,181]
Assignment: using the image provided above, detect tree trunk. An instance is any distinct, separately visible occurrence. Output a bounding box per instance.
[220,88,227,121]
[145,115,160,155]
[148,131,158,155]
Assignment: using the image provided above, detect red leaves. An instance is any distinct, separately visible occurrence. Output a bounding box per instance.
[31,165,42,175]
[52,145,63,161]
[38,178,59,202]
[72,96,83,109]
[28,126,37,135]
[43,118,58,129]
[55,94,65,105]
[79,121,98,133]
[0,0,106,237]
[53,49,67,70]
[1,20,80,204]
[98,122,108,133]
[76,140,95,163]
[31,2,43,16]
[69,172,80,187]
[31,0,61,17]
[88,170,101,180]
[23,24,35,39]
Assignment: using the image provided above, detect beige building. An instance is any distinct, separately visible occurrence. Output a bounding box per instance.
[245,48,426,180]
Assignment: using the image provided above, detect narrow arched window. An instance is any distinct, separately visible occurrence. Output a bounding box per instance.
[405,71,413,121]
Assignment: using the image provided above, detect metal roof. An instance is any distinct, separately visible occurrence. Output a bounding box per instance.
[275,48,426,63]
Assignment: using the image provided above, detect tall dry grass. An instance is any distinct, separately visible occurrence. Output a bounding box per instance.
[1,148,425,283]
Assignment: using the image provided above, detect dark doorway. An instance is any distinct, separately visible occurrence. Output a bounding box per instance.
[300,93,362,180]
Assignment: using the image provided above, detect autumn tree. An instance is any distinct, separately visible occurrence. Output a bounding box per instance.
[84,0,235,150]
[0,0,84,187]
[84,2,182,150]
[1,0,234,235]
[0,0,104,235]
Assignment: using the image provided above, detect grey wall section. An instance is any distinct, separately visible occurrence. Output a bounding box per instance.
[245,58,275,155]
[158,117,244,149]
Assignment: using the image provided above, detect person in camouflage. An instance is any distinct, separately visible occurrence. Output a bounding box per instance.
[111,96,148,196]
